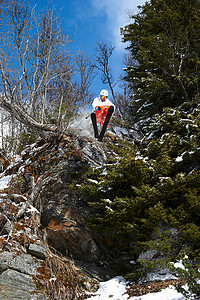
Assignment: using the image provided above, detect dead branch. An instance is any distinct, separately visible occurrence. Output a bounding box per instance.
[0,95,62,142]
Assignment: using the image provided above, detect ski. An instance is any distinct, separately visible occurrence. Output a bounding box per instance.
[98,106,114,142]
[91,112,99,138]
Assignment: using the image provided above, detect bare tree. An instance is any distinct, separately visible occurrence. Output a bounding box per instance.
[95,41,116,102]
[29,8,74,124]
[75,50,97,110]
[95,41,130,124]
[0,0,75,143]
[46,54,77,129]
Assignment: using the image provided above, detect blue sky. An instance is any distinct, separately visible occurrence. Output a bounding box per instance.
[30,0,146,98]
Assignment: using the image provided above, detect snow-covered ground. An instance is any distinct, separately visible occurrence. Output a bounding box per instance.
[87,276,186,300]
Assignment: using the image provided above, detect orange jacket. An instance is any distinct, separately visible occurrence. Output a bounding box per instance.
[95,105,110,125]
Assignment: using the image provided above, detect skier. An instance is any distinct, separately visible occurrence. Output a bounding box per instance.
[92,89,115,126]
[91,89,115,141]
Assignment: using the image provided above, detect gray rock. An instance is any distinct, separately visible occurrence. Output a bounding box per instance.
[0,251,41,276]
[0,269,44,299]
[28,243,48,260]
[82,143,107,165]
[0,220,12,236]
[138,249,157,261]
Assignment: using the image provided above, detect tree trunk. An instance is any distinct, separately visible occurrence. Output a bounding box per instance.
[0,96,62,143]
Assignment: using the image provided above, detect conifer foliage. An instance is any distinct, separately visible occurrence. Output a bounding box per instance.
[121,0,200,124]
[81,103,200,281]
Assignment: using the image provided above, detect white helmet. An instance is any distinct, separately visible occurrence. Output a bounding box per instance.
[100,89,108,97]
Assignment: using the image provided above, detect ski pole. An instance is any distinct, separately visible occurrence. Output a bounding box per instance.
[85,107,101,119]
[85,113,92,119]
[85,111,94,119]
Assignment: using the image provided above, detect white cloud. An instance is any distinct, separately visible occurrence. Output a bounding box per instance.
[90,0,145,49]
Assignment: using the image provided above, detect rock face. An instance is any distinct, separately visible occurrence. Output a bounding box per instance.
[46,217,101,262]
[28,243,48,260]
[36,131,112,266]
[0,128,116,299]
[0,269,42,300]
[0,251,41,275]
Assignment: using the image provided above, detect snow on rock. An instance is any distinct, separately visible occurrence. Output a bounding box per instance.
[0,175,14,190]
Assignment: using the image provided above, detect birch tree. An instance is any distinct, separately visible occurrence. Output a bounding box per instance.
[0,0,75,143]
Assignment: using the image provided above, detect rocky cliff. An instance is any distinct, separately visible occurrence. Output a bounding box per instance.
[0,127,123,299]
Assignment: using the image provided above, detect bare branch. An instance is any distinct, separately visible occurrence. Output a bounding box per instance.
[0,95,61,142]
[95,41,116,103]
[0,1,76,145]
[75,50,97,109]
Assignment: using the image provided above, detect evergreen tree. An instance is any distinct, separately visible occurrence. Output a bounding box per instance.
[79,104,200,280]
[121,0,200,124]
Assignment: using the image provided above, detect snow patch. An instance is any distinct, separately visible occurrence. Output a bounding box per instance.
[87,276,129,300]
[0,175,14,191]
[175,156,183,162]
[86,276,186,300]
[88,179,99,184]
[171,255,188,271]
